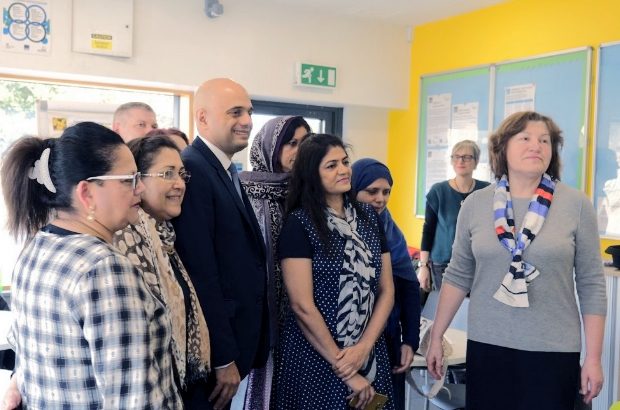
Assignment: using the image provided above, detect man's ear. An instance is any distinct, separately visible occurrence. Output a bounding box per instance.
[196,108,208,128]
[74,180,94,214]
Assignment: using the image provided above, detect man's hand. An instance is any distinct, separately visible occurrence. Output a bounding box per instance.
[209,363,241,410]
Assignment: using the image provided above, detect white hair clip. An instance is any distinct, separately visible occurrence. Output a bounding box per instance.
[28,147,57,193]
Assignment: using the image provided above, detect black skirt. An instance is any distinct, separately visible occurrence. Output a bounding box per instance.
[466,339,580,410]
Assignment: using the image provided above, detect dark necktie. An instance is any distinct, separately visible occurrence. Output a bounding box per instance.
[228,163,243,200]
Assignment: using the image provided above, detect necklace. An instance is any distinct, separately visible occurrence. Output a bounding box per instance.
[453,178,475,205]
[54,217,112,243]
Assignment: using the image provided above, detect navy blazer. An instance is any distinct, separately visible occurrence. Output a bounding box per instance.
[173,137,269,380]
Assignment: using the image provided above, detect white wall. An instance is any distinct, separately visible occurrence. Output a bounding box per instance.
[344,105,389,162]
[0,0,411,161]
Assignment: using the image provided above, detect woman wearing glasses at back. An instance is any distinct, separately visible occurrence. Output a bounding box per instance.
[418,140,489,291]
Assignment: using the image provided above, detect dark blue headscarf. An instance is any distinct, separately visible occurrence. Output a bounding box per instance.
[351,159,417,282]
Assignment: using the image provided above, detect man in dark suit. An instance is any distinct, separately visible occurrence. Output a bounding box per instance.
[173,78,269,410]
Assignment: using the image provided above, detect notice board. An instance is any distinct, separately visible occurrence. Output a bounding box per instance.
[415,48,591,217]
[593,42,620,238]
[415,66,492,216]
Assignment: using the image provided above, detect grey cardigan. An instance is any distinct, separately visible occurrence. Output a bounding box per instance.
[443,182,607,352]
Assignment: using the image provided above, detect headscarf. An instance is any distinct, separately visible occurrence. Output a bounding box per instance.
[114,209,211,387]
[351,158,417,282]
[239,116,307,409]
[239,116,303,328]
[351,158,393,193]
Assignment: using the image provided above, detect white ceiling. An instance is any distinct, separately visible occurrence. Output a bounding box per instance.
[258,0,506,26]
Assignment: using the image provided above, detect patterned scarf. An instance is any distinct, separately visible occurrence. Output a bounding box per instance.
[326,203,377,383]
[239,116,293,409]
[492,173,555,308]
[114,209,210,388]
[240,116,298,330]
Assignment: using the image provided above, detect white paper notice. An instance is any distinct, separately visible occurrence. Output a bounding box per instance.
[449,102,479,145]
[425,149,449,193]
[504,83,535,118]
[426,94,451,146]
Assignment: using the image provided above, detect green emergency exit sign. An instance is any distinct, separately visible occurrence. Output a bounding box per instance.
[296,63,337,88]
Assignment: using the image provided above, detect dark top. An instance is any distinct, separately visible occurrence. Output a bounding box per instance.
[421,179,490,263]
[378,210,421,358]
[279,214,389,257]
[275,204,394,409]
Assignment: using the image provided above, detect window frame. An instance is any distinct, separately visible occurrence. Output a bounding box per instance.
[0,73,194,132]
[251,99,343,136]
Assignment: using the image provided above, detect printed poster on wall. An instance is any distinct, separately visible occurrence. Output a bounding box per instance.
[424,93,452,192]
[503,83,535,118]
[1,0,50,54]
[449,102,479,144]
[426,93,451,146]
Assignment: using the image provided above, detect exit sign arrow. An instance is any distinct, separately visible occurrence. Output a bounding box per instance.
[296,63,336,88]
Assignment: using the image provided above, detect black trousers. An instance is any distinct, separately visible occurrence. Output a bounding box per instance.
[466,339,580,410]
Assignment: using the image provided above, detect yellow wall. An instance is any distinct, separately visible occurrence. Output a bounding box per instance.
[388,0,620,257]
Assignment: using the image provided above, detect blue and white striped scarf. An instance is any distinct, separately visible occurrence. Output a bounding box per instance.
[493,173,555,308]
[327,203,377,382]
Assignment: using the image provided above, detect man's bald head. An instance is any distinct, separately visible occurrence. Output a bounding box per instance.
[194,78,253,158]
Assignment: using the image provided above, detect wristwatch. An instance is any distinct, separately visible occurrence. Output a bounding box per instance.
[417,260,429,268]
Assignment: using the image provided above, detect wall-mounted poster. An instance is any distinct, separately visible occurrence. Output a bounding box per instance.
[1,0,50,54]
[415,67,492,216]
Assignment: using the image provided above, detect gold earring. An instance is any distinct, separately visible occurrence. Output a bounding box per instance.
[87,206,95,222]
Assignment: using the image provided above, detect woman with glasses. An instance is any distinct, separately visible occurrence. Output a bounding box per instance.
[418,140,489,291]
[238,115,310,409]
[115,133,211,407]
[1,122,183,408]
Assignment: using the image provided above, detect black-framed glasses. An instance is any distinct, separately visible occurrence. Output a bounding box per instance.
[86,172,142,191]
[141,169,191,183]
[451,154,474,163]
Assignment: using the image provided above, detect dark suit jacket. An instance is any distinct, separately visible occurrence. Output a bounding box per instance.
[173,137,269,380]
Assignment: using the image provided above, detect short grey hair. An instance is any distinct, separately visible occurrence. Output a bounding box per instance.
[451,139,481,163]
[113,102,155,122]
